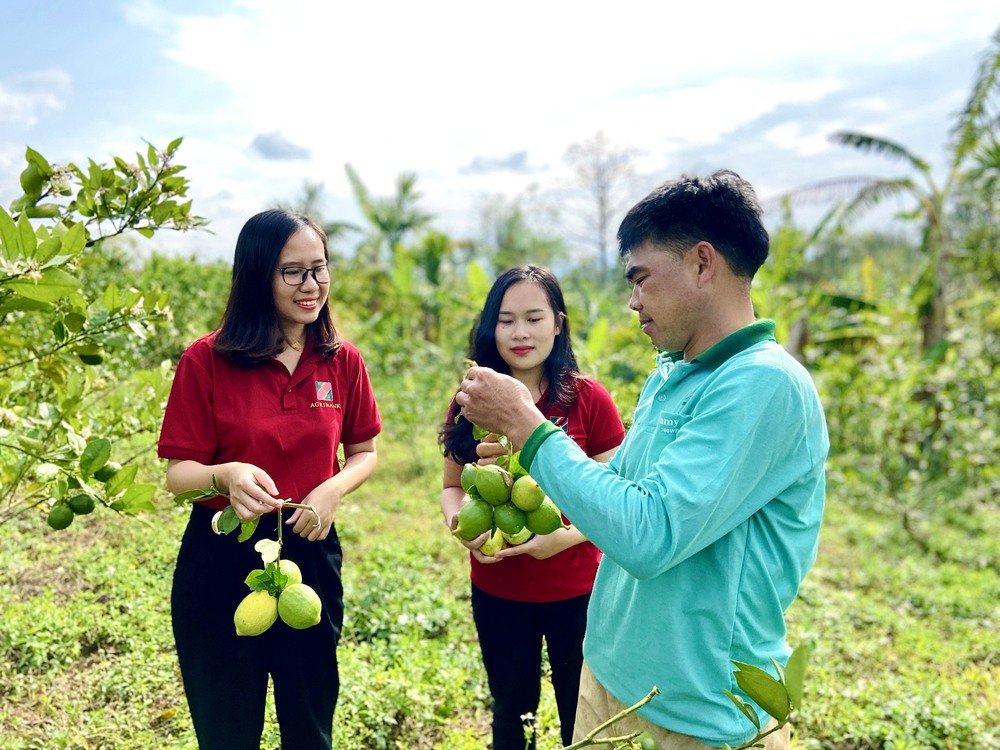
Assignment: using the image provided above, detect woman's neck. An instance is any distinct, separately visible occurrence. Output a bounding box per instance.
[514,369,547,403]
[282,325,307,351]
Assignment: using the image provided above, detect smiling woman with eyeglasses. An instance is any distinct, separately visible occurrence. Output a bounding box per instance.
[157,208,381,750]
[275,264,331,286]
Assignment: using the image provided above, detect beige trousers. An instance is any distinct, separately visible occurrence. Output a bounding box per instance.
[573,661,790,750]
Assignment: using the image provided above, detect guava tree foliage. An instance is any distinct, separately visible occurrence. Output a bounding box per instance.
[0,139,206,528]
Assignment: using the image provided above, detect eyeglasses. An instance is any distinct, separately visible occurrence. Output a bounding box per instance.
[275,265,331,286]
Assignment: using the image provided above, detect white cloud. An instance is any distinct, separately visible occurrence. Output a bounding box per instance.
[11,0,983,259]
[0,70,71,126]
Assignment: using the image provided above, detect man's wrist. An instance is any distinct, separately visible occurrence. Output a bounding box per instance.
[502,403,547,450]
[518,420,563,471]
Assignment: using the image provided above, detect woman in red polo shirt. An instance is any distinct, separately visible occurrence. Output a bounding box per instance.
[438,265,625,750]
[158,209,381,750]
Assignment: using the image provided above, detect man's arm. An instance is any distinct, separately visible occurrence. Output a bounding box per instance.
[522,365,822,579]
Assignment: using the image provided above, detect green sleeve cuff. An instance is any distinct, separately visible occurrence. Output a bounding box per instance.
[519,420,562,471]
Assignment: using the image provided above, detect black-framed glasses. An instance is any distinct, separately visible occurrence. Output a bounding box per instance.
[275,265,331,286]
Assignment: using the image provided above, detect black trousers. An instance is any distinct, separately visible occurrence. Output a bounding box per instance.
[172,504,344,750]
[471,584,590,750]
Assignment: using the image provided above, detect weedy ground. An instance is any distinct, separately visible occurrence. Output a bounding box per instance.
[0,425,996,749]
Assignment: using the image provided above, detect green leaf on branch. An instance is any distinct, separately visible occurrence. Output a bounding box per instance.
[731,661,790,723]
[172,487,221,505]
[25,204,61,219]
[110,483,156,514]
[20,163,44,200]
[17,212,36,256]
[6,267,81,303]
[215,505,240,534]
[79,438,112,476]
[723,689,761,730]
[62,221,86,255]
[103,283,123,312]
[24,146,53,178]
[237,516,259,542]
[783,644,810,709]
[0,205,19,259]
[104,464,139,498]
[244,562,287,595]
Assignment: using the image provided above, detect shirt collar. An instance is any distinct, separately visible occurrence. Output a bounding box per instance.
[655,319,777,373]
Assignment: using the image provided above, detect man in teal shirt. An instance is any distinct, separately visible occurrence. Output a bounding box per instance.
[456,170,828,749]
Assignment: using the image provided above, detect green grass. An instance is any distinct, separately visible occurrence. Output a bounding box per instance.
[0,426,997,749]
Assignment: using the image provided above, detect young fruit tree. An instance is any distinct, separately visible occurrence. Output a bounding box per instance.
[0,139,206,529]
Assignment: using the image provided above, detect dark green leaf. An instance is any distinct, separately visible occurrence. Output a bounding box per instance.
[732,661,790,722]
[24,146,52,177]
[216,506,240,534]
[24,204,60,219]
[237,517,259,542]
[244,568,268,590]
[79,438,112,476]
[20,163,43,199]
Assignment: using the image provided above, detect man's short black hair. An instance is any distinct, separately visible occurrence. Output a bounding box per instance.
[617,169,769,278]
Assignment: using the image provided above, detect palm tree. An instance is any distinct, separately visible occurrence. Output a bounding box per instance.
[820,27,999,352]
[344,164,433,269]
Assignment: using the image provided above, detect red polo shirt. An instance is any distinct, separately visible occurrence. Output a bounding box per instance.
[461,377,625,602]
[158,332,382,511]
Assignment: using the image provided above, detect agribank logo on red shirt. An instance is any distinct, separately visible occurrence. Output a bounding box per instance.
[311,381,341,409]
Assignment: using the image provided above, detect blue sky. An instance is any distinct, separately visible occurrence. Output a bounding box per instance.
[1,1,996,260]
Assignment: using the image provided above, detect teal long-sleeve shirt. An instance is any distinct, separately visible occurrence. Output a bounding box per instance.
[521,320,829,746]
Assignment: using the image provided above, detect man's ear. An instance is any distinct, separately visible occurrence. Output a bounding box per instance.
[693,241,718,287]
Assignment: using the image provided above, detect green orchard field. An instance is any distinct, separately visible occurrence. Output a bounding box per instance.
[1,419,997,749]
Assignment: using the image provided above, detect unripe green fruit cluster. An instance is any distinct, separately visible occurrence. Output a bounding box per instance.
[456,463,568,549]
[234,559,322,636]
[46,493,98,529]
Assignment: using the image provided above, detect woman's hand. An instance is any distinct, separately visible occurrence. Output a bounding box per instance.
[446,511,502,564]
[495,527,581,561]
[287,438,378,542]
[288,487,339,542]
[217,462,282,522]
[474,434,508,464]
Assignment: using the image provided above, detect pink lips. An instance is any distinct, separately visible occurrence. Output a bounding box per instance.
[510,346,533,355]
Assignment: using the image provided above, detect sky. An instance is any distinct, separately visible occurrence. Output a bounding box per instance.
[1,1,997,261]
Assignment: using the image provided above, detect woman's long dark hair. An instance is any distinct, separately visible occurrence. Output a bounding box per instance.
[214,209,341,366]
[439,265,581,463]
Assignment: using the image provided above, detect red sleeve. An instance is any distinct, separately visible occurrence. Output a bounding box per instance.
[338,343,382,445]
[577,378,625,458]
[157,336,219,463]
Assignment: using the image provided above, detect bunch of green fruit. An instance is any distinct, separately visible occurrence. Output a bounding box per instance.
[234,556,323,636]
[45,492,97,529]
[456,462,568,553]
[170,482,325,635]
